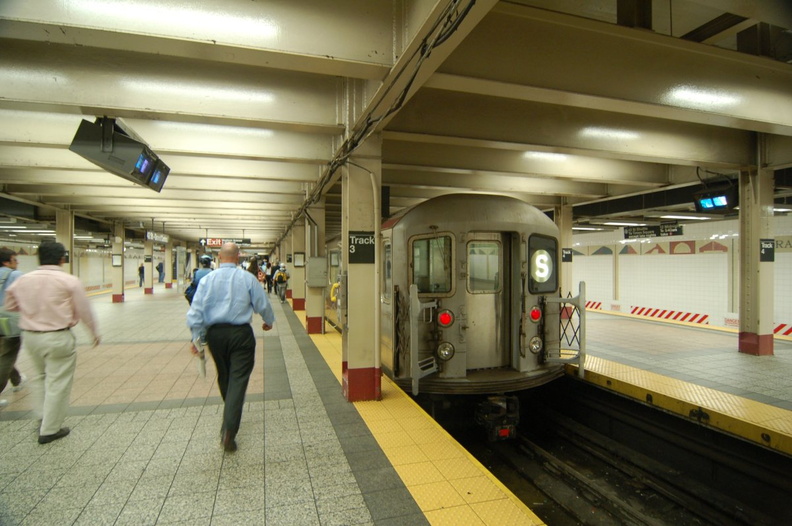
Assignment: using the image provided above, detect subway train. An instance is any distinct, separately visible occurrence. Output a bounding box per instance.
[327,193,585,439]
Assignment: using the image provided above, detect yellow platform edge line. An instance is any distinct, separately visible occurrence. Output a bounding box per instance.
[566,362,792,457]
[307,327,546,526]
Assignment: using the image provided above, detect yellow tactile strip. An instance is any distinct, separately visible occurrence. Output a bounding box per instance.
[571,356,792,456]
[309,325,546,526]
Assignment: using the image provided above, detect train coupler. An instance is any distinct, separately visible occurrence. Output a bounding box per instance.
[474,395,519,441]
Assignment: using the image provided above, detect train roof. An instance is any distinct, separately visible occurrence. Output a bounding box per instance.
[382,193,556,231]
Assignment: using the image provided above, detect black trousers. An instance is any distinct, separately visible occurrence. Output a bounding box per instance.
[206,324,255,434]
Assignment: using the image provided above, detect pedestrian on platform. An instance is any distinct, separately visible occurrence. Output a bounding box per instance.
[138,263,144,287]
[187,242,274,452]
[0,248,26,408]
[4,241,101,444]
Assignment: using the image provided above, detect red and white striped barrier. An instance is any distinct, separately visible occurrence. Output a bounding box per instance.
[774,324,792,336]
[630,306,709,325]
[585,301,602,310]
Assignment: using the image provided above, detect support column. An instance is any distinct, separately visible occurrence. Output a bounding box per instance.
[164,241,173,288]
[111,222,125,302]
[556,202,573,296]
[738,160,775,355]
[55,209,74,274]
[305,199,326,333]
[291,222,306,310]
[144,239,154,294]
[341,139,382,402]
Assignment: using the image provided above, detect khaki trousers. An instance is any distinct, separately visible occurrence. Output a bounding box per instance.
[21,329,77,435]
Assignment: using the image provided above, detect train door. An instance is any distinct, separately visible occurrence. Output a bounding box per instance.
[465,233,510,369]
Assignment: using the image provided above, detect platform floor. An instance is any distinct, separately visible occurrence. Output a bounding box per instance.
[0,285,541,526]
[581,311,792,456]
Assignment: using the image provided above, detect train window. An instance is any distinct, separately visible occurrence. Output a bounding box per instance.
[411,235,453,295]
[467,241,501,293]
[528,235,558,293]
[382,241,392,302]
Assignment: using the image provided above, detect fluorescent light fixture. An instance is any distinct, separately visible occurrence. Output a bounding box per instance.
[666,86,741,108]
[73,0,279,41]
[10,230,55,233]
[580,127,640,140]
[523,151,569,161]
[774,207,792,212]
[73,236,95,239]
[603,222,646,227]
[122,79,275,105]
[661,215,710,220]
[572,227,604,231]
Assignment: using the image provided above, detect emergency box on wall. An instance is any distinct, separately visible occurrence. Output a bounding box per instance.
[306,257,327,287]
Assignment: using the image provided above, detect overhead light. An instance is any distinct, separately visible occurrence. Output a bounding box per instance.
[661,215,710,220]
[572,226,605,231]
[523,151,569,161]
[666,86,741,108]
[10,230,55,233]
[775,207,792,212]
[603,221,646,227]
[580,127,640,140]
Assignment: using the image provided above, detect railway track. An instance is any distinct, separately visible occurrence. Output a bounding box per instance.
[446,379,791,525]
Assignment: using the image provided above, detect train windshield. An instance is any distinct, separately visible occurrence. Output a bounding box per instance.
[411,235,453,294]
[467,241,501,293]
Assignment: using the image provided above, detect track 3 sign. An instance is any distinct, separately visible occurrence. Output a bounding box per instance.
[349,231,375,263]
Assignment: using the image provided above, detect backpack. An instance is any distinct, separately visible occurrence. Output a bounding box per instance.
[184,282,197,304]
[275,271,287,284]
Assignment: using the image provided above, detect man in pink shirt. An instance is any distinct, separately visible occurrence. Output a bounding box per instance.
[4,241,101,444]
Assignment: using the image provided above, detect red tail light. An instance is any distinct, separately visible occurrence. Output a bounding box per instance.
[437,309,454,328]
[529,306,542,322]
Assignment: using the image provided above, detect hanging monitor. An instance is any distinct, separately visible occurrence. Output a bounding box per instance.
[68,118,169,192]
[693,185,738,213]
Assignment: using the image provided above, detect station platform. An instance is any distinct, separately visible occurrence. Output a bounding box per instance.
[579,312,792,457]
[0,285,542,526]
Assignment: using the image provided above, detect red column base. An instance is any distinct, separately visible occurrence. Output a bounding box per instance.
[144,287,154,294]
[112,294,125,303]
[738,332,774,356]
[165,282,173,289]
[286,289,292,299]
[292,298,305,311]
[342,363,381,401]
[306,316,323,333]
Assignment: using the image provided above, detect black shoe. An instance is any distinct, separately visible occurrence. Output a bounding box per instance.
[221,430,237,452]
[38,427,70,444]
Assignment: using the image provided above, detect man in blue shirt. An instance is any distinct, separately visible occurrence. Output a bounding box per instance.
[187,242,275,452]
[0,248,25,408]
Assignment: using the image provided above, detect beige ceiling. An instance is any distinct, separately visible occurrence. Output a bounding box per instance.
[1,0,792,251]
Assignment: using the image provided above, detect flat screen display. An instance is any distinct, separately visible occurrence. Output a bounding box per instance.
[148,162,170,192]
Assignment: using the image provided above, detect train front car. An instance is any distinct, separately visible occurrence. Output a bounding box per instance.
[380,194,585,440]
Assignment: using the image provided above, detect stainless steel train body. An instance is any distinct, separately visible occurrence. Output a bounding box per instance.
[380,193,582,396]
[324,193,584,403]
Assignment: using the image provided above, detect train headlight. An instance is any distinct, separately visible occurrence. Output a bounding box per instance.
[437,309,454,328]
[528,336,543,354]
[529,306,542,322]
[436,342,455,361]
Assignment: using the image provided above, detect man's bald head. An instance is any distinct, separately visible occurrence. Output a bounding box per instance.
[218,242,240,263]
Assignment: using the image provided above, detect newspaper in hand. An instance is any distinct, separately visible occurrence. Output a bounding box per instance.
[193,338,207,377]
